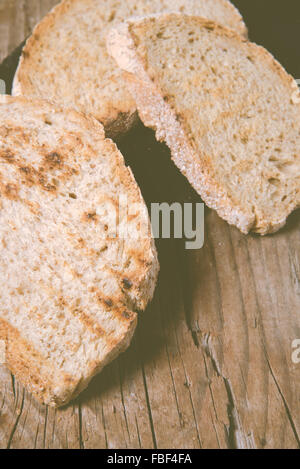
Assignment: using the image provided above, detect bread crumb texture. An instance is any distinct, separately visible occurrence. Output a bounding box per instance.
[12,0,246,137]
[108,14,300,234]
[0,96,159,406]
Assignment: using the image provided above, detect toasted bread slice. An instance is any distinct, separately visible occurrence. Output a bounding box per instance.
[0,95,159,407]
[12,0,246,138]
[107,14,300,234]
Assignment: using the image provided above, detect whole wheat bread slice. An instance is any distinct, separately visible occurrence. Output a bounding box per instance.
[12,0,246,138]
[0,95,158,407]
[107,14,300,234]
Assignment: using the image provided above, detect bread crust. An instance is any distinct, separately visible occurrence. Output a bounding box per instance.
[12,0,247,138]
[107,15,300,234]
[217,0,248,37]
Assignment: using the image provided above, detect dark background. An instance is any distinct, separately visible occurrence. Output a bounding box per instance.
[232,0,300,78]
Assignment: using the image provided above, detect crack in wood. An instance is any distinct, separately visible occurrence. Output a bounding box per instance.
[101,404,108,449]
[43,405,48,449]
[257,240,300,447]
[22,0,31,37]
[78,403,84,449]
[171,308,202,448]
[141,363,157,449]
[289,251,300,295]
[118,362,130,442]
[6,388,25,449]
[264,351,300,448]
[203,332,255,449]
[34,422,39,449]
[10,373,15,402]
[135,415,142,448]
[202,352,220,423]
[165,343,185,428]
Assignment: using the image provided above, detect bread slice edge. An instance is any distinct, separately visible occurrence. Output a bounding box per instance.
[107,19,256,234]
[11,0,139,139]
[0,94,159,407]
[107,16,300,234]
[0,314,137,407]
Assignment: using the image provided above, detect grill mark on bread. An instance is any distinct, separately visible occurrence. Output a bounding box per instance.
[56,295,106,338]
[1,182,19,200]
[104,298,113,307]
[0,146,78,193]
[0,318,76,406]
[0,149,15,162]
[0,125,33,143]
[122,278,133,290]
[94,290,136,324]
[0,173,41,214]
[59,291,135,338]
[71,308,105,337]
[107,307,137,325]
[38,175,57,192]
[0,172,19,200]
[126,248,154,268]
[82,211,99,223]
[65,232,114,261]
[23,199,42,216]
[19,166,31,174]
[121,310,135,320]
[70,295,136,338]
[44,151,63,168]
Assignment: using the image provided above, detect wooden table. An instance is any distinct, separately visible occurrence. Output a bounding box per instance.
[0,0,299,449]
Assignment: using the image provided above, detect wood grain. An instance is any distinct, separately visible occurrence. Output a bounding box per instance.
[0,0,299,449]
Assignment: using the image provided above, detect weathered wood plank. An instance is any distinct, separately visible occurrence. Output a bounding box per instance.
[0,1,59,61]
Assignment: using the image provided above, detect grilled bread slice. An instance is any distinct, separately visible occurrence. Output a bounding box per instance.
[107,14,300,234]
[12,0,246,138]
[0,95,158,407]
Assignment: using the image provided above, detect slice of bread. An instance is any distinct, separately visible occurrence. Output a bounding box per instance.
[107,14,300,234]
[0,95,159,407]
[12,0,246,138]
